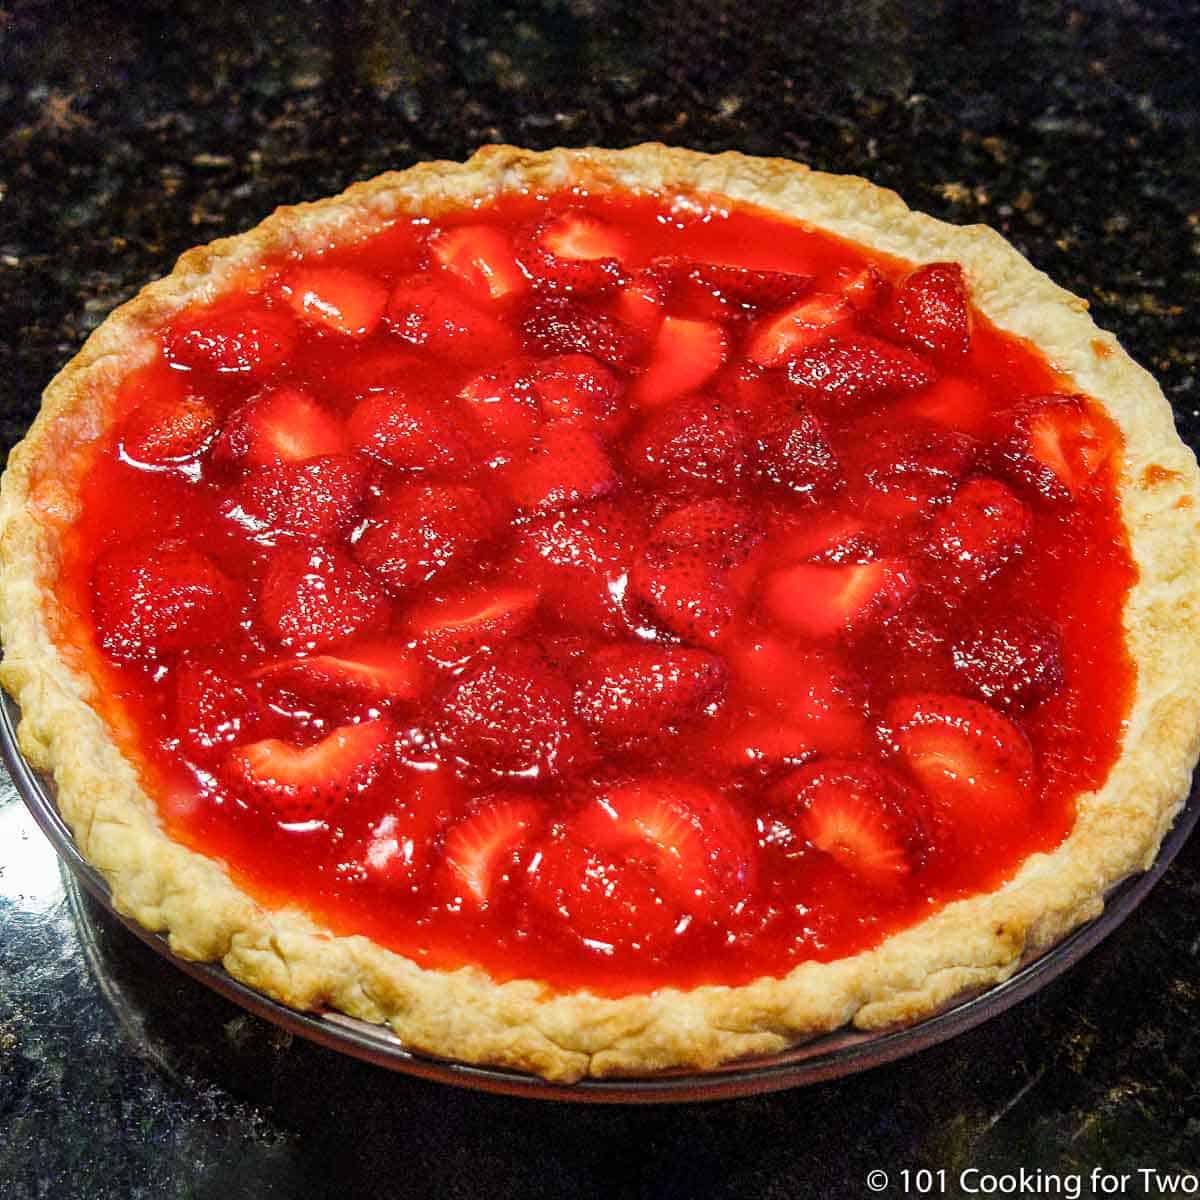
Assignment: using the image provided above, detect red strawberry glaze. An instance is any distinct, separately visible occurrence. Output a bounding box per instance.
[47,188,1135,997]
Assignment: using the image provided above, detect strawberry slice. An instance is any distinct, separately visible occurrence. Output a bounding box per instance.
[92,537,235,661]
[347,388,473,473]
[753,403,839,495]
[762,559,915,639]
[646,498,762,565]
[746,292,854,367]
[650,256,811,315]
[521,297,643,368]
[259,542,391,650]
[769,512,873,565]
[406,581,541,661]
[785,333,937,407]
[457,358,542,449]
[224,454,367,541]
[175,659,258,753]
[773,758,925,887]
[888,692,1035,833]
[322,344,424,404]
[119,390,218,467]
[629,317,727,409]
[506,421,617,511]
[950,616,1065,712]
[885,262,972,359]
[573,644,727,741]
[253,640,423,703]
[443,798,543,905]
[521,211,628,294]
[227,717,394,824]
[530,353,622,430]
[352,482,500,594]
[277,266,389,338]
[217,387,347,468]
[387,273,512,359]
[163,298,297,377]
[430,224,528,301]
[625,393,751,489]
[435,653,587,781]
[993,394,1118,504]
[925,478,1031,591]
[831,264,886,310]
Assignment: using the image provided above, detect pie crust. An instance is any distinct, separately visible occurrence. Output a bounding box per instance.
[2,144,1199,1083]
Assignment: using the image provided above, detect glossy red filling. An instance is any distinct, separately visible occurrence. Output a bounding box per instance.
[52,188,1134,996]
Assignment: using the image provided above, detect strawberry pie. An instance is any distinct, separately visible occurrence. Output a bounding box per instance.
[2,145,1198,1083]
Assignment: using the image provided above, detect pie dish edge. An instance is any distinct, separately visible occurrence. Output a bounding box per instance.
[2,143,1198,1082]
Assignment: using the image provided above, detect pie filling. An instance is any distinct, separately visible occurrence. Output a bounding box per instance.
[48,188,1134,997]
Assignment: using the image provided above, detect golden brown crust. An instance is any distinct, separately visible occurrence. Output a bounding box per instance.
[3,144,1199,1083]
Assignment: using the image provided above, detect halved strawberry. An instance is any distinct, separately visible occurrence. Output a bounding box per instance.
[226,717,394,823]
[992,394,1118,504]
[430,224,528,301]
[521,211,628,294]
[277,266,389,338]
[563,777,753,921]
[387,272,512,359]
[629,316,727,409]
[352,482,500,594]
[406,581,541,661]
[163,298,297,377]
[885,262,972,359]
[443,798,543,905]
[517,501,644,635]
[773,758,925,887]
[506,421,617,511]
[785,333,937,407]
[119,390,218,467]
[435,653,587,781]
[364,770,461,887]
[950,616,1065,712]
[530,353,622,430]
[762,559,915,639]
[253,639,423,703]
[753,403,840,495]
[573,644,726,741]
[630,555,737,644]
[831,264,886,310]
[216,387,347,468]
[259,542,391,650]
[521,297,643,368]
[457,357,542,449]
[769,512,873,565]
[92,537,235,661]
[745,292,854,367]
[625,393,751,489]
[646,498,762,565]
[224,454,367,541]
[175,659,258,753]
[924,477,1031,591]
[650,256,811,316]
[888,692,1035,833]
[347,388,473,473]
[612,270,667,335]
[857,425,978,523]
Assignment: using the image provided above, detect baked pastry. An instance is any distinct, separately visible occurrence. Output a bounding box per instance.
[2,145,1197,1084]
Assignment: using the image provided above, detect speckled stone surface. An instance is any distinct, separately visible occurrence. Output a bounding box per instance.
[1,2,1199,1196]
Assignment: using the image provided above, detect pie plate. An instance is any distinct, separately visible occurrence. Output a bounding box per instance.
[5,686,1194,1103]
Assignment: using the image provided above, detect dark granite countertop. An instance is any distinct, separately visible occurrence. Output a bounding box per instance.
[2,2,1199,1195]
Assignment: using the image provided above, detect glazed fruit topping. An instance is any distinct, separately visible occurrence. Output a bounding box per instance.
[73,188,1133,994]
